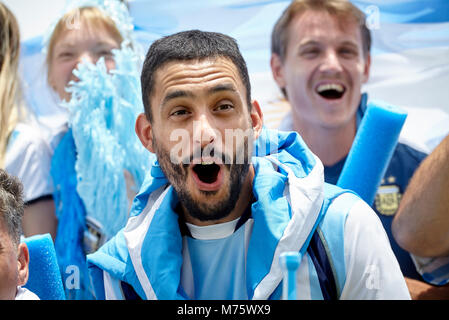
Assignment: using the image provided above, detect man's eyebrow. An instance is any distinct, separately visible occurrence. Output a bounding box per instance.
[162,90,194,106]
[162,83,238,106]
[339,40,359,48]
[298,40,322,48]
[208,83,238,94]
[298,39,359,49]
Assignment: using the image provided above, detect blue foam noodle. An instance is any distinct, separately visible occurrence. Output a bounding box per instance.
[23,234,66,300]
[63,44,151,239]
[337,101,407,205]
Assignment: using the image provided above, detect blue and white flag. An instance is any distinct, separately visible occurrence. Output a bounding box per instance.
[12,0,449,151]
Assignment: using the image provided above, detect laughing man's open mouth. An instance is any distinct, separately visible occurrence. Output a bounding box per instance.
[316,83,346,100]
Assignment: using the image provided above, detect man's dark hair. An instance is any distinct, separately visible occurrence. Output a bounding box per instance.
[0,169,24,247]
[141,30,251,122]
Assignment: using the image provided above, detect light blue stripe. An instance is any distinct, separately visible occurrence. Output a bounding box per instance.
[307,254,324,300]
[319,192,360,296]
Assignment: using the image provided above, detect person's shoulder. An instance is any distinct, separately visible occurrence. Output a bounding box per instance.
[321,185,380,231]
[322,183,361,215]
[5,121,54,202]
[385,142,427,185]
[6,121,52,172]
[15,287,40,300]
[8,122,51,155]
[395,141,428,163]
[319,184,366,231]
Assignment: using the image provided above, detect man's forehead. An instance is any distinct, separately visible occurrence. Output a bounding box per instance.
[153,57,244,94]
[290,10,362,44]
[156,57,238,77]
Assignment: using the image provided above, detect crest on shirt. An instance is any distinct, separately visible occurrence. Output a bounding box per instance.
[374,177,402,216]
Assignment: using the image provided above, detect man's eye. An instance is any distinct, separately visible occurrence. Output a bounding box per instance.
[216,104,233,111]
[300,49,320,58]
[170,109,189,117]
[340,48,357,58]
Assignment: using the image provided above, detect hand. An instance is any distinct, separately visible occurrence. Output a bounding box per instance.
[405,277,449,300]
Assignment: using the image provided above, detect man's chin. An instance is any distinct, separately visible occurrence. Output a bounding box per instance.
[180,197,237,222]
[182,184,229,215]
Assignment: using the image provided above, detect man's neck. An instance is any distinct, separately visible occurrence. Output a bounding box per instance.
[183,166,255,227]
[292,114,356,167]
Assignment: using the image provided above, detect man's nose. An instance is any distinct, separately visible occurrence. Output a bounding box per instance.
[193,114,218,149]
[319,50,343,74]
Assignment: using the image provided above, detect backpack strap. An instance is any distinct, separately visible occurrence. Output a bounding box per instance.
[305,183,360,300]
[307,229,338,300]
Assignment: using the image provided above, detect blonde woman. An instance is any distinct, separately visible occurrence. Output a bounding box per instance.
[0,2,56,240]
[46,7,124,102]
[44,1,148,300]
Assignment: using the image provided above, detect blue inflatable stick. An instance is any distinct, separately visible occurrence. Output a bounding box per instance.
[279,252,301,300]
[337,101,407,206]
[23,233,66,300]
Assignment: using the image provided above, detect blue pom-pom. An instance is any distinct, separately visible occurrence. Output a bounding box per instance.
[63,44,151,238]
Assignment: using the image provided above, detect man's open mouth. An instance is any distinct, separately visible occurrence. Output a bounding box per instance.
[193,162,221,184]
[316,83,346,100]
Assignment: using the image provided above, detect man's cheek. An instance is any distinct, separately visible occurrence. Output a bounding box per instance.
[168,128,191,165]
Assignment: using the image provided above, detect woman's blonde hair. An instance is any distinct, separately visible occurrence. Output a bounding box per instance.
[0,3,23,167]
[46,6,124,75]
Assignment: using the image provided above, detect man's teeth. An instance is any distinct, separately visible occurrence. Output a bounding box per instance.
[201,161,214,165]
[317,83,344,93]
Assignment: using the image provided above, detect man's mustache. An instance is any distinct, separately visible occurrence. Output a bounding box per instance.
[180,147,233,168]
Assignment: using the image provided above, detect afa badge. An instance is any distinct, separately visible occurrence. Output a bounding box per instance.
[375,177,402,216]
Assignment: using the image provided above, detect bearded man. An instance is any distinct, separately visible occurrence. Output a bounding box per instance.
[87,29,409,300]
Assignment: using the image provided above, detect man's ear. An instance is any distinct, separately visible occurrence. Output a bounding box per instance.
[250,100,264,139]
[270,53,286,89]
[135,113,155,153]
[362,53,371,84]
[17,243,29,287]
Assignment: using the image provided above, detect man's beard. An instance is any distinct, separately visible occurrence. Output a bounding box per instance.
[153,134,253,222]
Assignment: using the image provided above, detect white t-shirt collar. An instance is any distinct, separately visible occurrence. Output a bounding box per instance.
[185,217,240,240]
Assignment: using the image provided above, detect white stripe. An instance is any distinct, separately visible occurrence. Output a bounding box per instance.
[181,237,195,299]
[252,154,324,299]
[244,218,255,278]
[104,271,125,300]
[244,219,254,256]
[123,184,169,300]
[297,254,312,300]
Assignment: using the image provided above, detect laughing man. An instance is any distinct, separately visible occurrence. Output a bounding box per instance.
[270,0,430,297]
[87,30,409,300]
